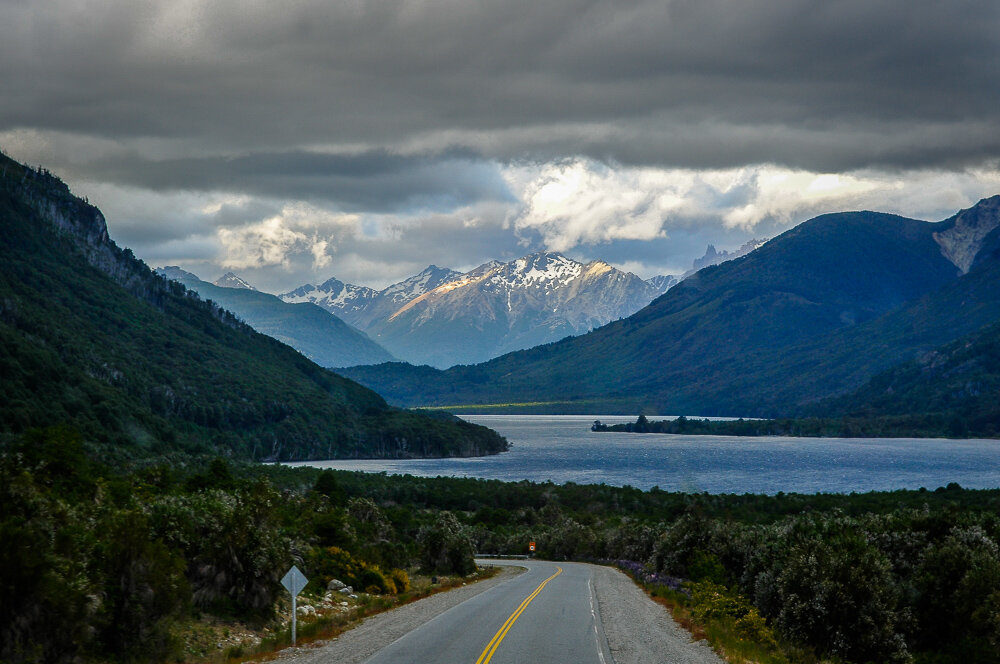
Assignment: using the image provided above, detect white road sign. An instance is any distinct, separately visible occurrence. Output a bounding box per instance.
[282,565,308,597]
[281,565,309,646]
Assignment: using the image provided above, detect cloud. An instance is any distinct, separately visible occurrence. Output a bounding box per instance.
[511,161,677,250]
[507,157,1000,254]
[64,150,512,214]
[4,0,1000,294]
[217,204,360,271]
[2,0,999,172]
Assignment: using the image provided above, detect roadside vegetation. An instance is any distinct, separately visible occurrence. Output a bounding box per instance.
[4,426,1000,663]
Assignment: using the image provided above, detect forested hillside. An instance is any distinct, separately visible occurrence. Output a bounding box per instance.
[0,152,505,461]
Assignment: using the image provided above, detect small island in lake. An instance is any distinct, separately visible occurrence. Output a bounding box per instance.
[592,413,996,439]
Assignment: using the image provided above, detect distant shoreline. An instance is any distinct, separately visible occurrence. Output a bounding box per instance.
[591,414,993,440]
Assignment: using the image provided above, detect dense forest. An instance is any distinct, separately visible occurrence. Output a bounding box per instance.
[4,425,998,664]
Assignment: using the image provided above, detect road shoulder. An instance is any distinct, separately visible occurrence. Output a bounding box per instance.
[592,565,725,664]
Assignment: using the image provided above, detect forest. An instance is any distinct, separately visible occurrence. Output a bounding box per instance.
[3,425,998,664]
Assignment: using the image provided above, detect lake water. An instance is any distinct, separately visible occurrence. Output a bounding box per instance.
[288,414,1000,494]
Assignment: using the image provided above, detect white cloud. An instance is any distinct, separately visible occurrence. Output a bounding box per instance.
[510,160,682,250]
[217,204,360,271]
[504,159,1000,254]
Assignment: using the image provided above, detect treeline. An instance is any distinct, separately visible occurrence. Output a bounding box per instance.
[5,426,1000,663]
[263,466,1000,664]
[592,413,997,438]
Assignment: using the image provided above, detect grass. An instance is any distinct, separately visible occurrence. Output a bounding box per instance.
[635,580,831,664]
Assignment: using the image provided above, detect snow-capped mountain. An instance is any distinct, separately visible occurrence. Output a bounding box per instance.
[213,271,256,290]
[380,265,463,305]
[278,241,768,368]
[281,277,379,327]
[280,253,659,367]
[365,252,661,367]
[280,265,461,329]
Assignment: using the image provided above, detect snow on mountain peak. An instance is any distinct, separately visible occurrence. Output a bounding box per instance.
[214,272,256,290]
[496,251,583,290]
[381,265,462,302]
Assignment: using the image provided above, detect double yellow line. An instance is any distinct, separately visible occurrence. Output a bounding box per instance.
[474,566,563,664]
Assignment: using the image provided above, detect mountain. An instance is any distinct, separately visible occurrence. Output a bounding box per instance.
[213,271,256,290]
[367,252,663,367]
[689,238,768,275]
[280,277,381,327]
[281,243,772,368]
[280,266,461,330]
[0,152,506,461]
[805,317,1000,436]
[646,274,679,295]
[285,255,661,367]
[340,199,1000,415]
[156,267,395,368]
[644,238,767,296]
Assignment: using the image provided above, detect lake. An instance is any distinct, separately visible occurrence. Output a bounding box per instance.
[288,414,1000,494]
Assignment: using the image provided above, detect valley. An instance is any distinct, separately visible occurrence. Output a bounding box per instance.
[5,3,1000,664]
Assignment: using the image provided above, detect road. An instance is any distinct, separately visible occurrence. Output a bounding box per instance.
[364,560,611,664]
[283,558,724,664]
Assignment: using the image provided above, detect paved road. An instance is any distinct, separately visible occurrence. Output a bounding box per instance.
[282,559,723,664]
[364,559,612,664]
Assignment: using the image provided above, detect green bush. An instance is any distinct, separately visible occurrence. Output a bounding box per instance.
[417,512,475,575]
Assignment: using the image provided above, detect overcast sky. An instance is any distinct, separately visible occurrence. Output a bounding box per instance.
[3,0,1000,291]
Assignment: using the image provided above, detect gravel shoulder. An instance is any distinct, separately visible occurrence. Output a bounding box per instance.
[272,565,524,664]
[592,564,725,664]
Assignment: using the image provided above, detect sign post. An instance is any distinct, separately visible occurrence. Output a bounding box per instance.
[281,565,308,646]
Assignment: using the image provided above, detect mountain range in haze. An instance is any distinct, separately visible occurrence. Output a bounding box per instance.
[276,240,765,367]
[155,266,395,368]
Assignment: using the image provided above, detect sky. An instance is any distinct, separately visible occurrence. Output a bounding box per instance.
[3,0,1000,292]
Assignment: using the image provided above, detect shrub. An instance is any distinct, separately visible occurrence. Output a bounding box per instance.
[390,568,411,593]
[417,512,475,575]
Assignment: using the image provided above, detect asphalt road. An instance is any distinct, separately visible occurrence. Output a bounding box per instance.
[363,559,612,664]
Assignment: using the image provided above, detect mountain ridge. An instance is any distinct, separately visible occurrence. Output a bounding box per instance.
[340,200,1000,415]
[156,267,395,368]
[0,151,506,461]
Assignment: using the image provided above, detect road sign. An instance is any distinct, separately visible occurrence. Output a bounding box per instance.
[529,541,536,552]
[281,566,308,645]
[282,566,308,597]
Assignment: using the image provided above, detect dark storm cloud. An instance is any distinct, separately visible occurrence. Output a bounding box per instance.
[84,150,514,213]
[2,0,999,172]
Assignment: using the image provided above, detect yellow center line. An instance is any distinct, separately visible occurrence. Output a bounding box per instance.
[474,567,563,664]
